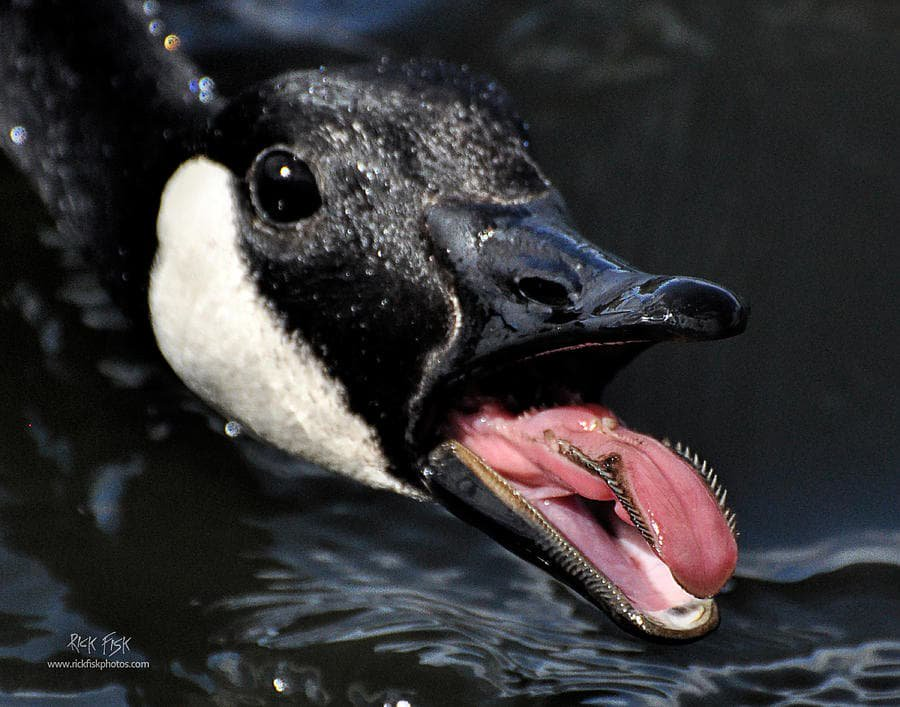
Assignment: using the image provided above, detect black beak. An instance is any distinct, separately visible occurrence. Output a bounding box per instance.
[418,194,745,640]
[427,193,747,367]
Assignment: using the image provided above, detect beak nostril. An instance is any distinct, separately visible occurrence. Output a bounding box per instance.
[515,276,577,308]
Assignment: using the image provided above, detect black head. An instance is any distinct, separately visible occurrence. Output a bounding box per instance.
[151,57,746,639]
[199,58,744,483]
[203,59,558,477]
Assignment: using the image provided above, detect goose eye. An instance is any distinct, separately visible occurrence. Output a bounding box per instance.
[250,148,322,224]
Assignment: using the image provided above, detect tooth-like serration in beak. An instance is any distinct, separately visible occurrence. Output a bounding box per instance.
[424,441,720,640]
[427,402,739,640]
[555,438,656,547]
[450,403,738,601]
[666,440,738,535]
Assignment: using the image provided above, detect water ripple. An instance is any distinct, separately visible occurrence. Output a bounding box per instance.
[198,496,899,700]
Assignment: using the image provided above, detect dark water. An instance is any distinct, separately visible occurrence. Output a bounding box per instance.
[1,1,898,703]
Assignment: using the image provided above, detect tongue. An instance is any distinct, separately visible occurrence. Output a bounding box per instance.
[449,402,737,599]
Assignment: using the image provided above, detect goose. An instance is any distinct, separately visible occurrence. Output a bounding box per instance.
[0,0,746,639]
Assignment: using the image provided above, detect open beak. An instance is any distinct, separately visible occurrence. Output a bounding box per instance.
[419,193,746,640]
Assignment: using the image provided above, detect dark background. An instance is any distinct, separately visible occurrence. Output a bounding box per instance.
[0,1,897,702]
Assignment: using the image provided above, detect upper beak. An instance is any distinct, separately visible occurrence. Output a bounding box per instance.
[427,194,747,367]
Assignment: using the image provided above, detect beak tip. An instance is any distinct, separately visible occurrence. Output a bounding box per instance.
[652,277,748,341]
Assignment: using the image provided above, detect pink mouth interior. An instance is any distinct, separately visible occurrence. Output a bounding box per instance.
[448,402,737,614]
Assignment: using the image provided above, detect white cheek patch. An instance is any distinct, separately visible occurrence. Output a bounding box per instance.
[150,156,420,497]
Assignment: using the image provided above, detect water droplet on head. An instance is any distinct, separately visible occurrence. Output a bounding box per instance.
[476,228,494,246]
[195,76,215,103]
[9,125,27,145]
[224,420,242,438]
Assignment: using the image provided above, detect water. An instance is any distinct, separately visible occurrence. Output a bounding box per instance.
[1,1,897,703]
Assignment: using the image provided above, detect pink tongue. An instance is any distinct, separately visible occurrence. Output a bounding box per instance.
[449,402,737,599]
